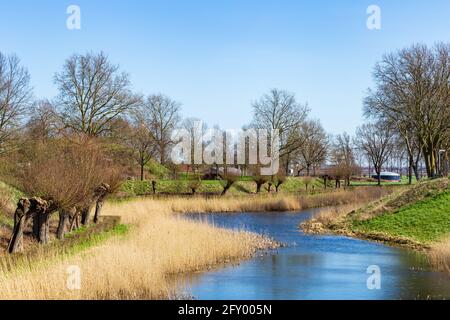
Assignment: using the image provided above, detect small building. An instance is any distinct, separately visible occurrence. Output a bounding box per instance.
[371,172,401,182]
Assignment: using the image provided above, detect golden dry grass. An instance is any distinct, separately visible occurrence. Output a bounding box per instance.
[313,204,364,224]
[0,198,275,300]
[300,203,369,234]
[167,187,391,214]
[428,237,450,274]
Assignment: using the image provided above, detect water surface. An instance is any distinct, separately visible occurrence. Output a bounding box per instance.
[182,209,450,300]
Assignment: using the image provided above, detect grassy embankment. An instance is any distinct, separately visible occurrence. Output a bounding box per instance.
[302,178,450,273]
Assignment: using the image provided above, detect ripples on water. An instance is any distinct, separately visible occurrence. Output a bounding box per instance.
[182,209,450,300]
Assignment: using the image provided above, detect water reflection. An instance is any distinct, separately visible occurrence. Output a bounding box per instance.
[181,210,450,300]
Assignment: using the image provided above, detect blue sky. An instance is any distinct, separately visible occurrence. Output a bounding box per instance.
[1,0,449,134]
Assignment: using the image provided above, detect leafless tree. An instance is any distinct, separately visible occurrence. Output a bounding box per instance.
[126,115,157,181]
[54,52,142,137]
[182,117,208,173]
[364,43,450,178]
[139,94,181,164]
[251,89,309,172]
[26,100,60,142]
[330,133,358,187]
[295,120,329,176]
[355,123,395,186]
[0,52,32,153]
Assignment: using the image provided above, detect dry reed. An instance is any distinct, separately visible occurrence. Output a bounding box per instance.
[428,237,450,274]
[167,187,391,214]
[0,198,276,300]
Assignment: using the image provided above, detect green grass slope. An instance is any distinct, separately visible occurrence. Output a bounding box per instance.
[350,179,450,245]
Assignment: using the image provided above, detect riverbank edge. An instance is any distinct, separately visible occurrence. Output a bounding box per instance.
[301,179,450,252]
[302,219,429,251]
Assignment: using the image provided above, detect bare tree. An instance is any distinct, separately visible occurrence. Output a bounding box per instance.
[0,52,32,153]
[364,43,450,178]
[251,89,309,172]
[182,117,208,173]
[124,114,157,181]
[139,94,181,164]
[295,120,329,176]
[54,52,142,136]
[330,133,358,187]
[356,123,395,186]
[7,137,121,251]
[26,100,60,142]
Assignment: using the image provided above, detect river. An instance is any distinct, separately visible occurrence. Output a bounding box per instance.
[181,209,450,300]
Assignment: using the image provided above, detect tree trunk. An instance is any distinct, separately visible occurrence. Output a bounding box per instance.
[93,198,104,224]
[140,163,145,181]
[152,180,157,194]
[256,182,262,193]
[81,206,91,225]
[7,215,27,253]
[413,163,420,181]
[444,151,449,177]
[32,211,51,244]
[38,212,51,244]
[408,155,413,185]
[69,211,79,232]
[57,211,70,240]
[335,176,341,189]
[221,182,233,196]
[423,145,437,178]
[275,182,283,193]
[32,213,40,240]
[221,187,229,196]
[285,156,290,176]
[160,145,166,165]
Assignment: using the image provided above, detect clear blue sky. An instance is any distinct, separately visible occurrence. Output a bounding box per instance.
[1,0,449,134]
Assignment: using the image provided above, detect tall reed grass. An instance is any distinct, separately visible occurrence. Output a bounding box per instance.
[0,199,275,299]
[428,237,450,274]
[167,187,391,214]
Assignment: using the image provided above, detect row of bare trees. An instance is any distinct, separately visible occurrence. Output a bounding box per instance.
[6,138,120,253]
[0,50,349,189]
[1,50,183,181]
